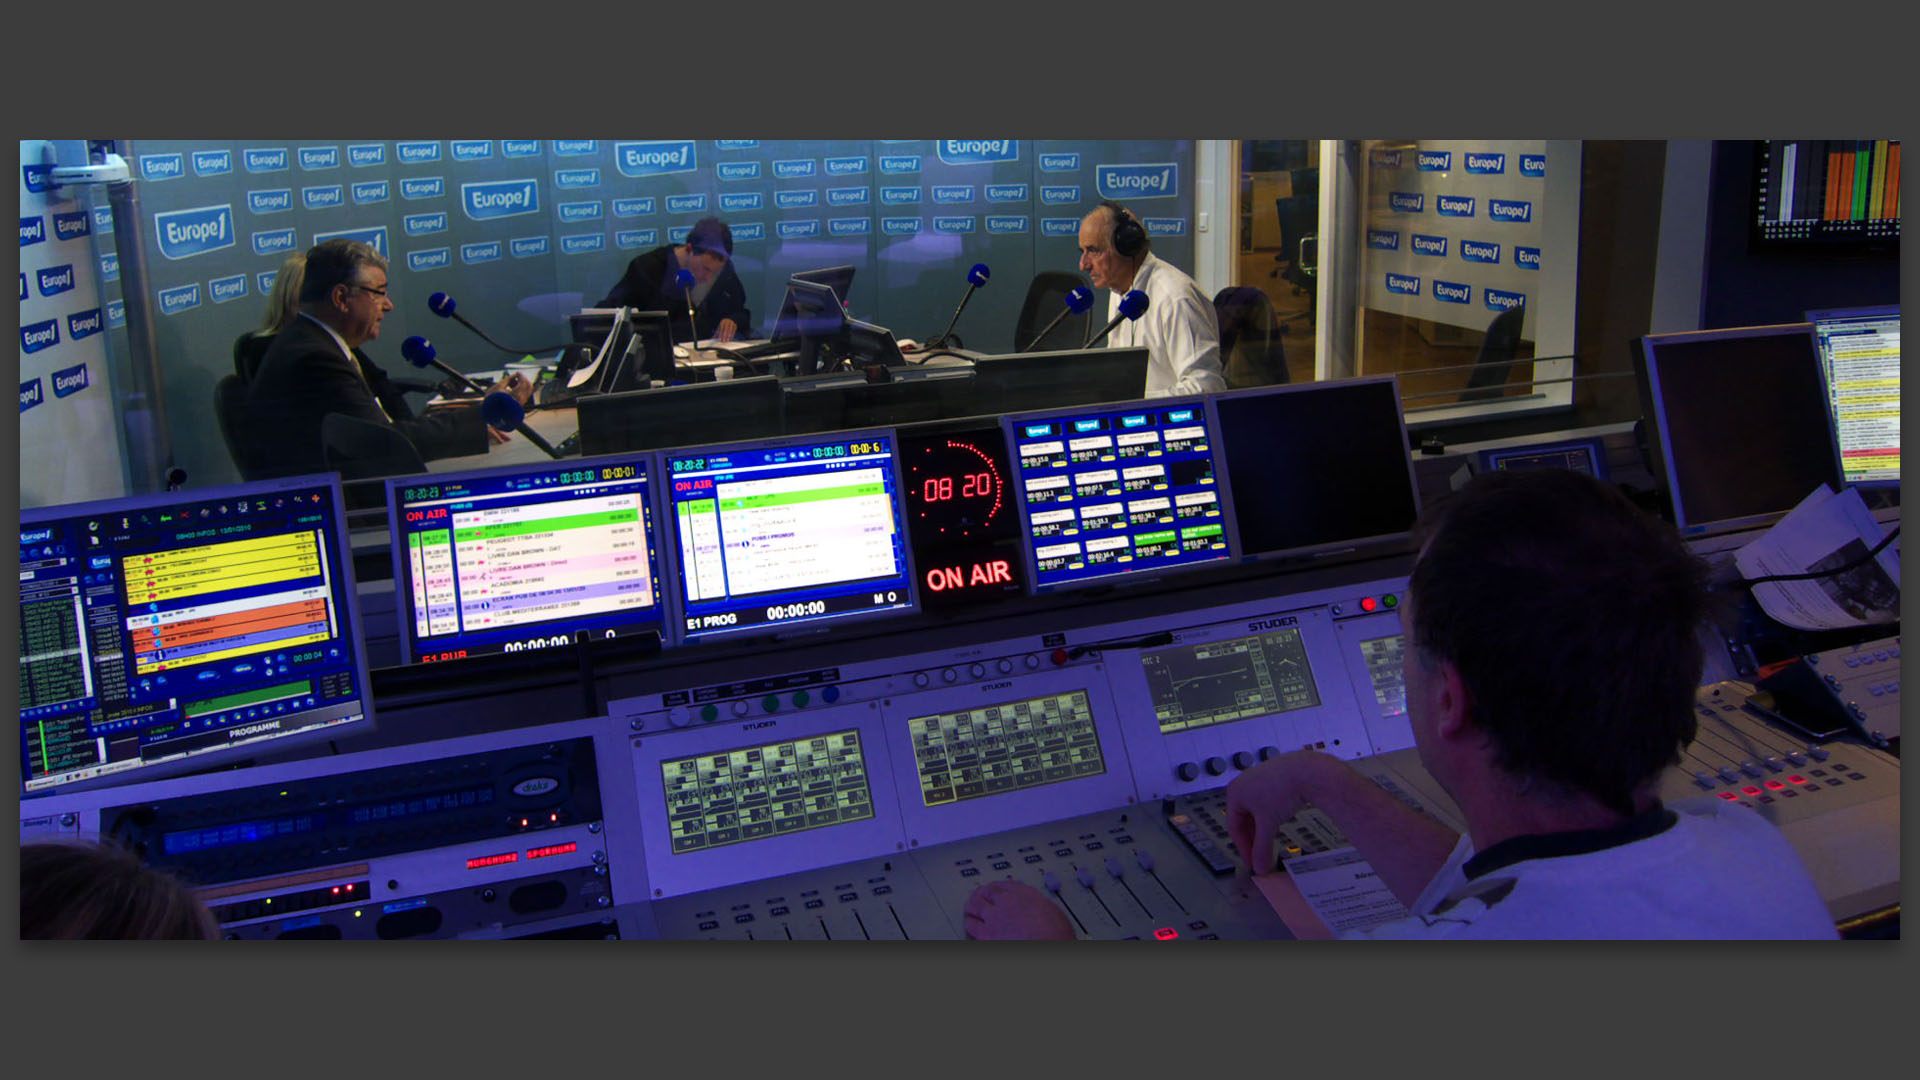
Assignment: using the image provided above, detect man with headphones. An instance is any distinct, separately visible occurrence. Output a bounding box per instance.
[1078,200,1226,398]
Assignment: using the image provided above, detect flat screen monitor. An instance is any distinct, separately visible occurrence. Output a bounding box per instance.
[663,431,918,641]
[897,419,1028,612]
[1806,305,1899,486]
[766,279,849,375]
[385,455,669,664]
[1213,377,1421,562]
[790,264,856,305]
[575,376,785,457]
[19,475,375,797]
[568,309,676,394]
[972,347,1150,415]
[1005,397,1233,592]
[1751,140,1900,250]
[1635,324,1845,536]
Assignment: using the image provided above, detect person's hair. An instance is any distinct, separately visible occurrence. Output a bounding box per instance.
[299,238,387,304]
[252,253,307,336]
[19,840,222,940]
[685,217,733,257]
[1406,469,1711,815]
[1093,199,1149,258]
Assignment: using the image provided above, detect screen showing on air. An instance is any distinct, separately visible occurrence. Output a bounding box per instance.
[906,690,1107,806]
[666,435,915,639]
[390,459,665,663]
[1140,627,1322,734]
[660,729,875,853]
[19,481,369,794]
[1011,402,1230,590]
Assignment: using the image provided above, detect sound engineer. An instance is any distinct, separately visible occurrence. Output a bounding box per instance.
[596,216,752,344]
[1077,200,1225,399]
[965,470,1837,939]
[242,239,534,478]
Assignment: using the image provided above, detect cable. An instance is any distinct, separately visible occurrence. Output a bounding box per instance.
[1741,526,1901,587]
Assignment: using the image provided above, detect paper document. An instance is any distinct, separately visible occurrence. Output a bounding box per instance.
[1733,485,1901,631]
[1280,847,1409,936]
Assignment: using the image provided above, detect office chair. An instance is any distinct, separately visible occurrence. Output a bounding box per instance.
[1270,197,1318,334]
[1460,305,1527,403]
[321,412,429,480]
[1212,287,1289,388]
[232,333,274,382]
[1014,271,1094,352]
[213,374,265,480]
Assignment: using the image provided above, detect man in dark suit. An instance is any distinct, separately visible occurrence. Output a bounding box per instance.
[597,217,752,343]
[243,239,533,479]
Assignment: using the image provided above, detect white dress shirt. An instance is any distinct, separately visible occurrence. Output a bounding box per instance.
[1106,252,1226,398]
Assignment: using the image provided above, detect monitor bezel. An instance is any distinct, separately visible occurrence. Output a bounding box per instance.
[382,452,673,665]
[1805,304,1900,489]
[1635,323,1848,537]
[18,474,377,799]
[1001,394,1237,595]
[658,427,923,644]
[1208,375,1423,567]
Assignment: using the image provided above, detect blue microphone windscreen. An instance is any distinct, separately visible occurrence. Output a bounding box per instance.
[400,335,436,366]
[428,291,455,316]
[480,391,524,431]
[1065,286,1094,314]
[1120,290,1150,319]
[968,263,990,286]
[675,268,696,289]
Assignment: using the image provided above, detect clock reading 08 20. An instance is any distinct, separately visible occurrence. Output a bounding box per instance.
[660,730,874,854]
[907,690,1105,805]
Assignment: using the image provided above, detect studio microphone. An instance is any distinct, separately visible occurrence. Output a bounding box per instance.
[426,291,578,356]
[1020,285,1094,352]
[1085,289,1150,348]
[401,336,489,396]
[480,392,562,459]
[928,263,990,348]
[674,267,699,344]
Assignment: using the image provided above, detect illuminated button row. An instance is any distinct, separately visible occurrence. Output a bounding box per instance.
[1331,593,1399,616]
[910,654,1042,690]
[695,685,845,724]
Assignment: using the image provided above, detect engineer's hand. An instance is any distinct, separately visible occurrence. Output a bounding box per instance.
[963,879,1075,940]
[1225,751,1324,874]
[715,318,739,343]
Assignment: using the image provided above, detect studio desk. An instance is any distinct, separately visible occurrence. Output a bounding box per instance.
[20,501,1901,941]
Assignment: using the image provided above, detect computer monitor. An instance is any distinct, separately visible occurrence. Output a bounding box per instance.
[1806,305,1899,486]
[790,264,856,306]
[1005,397,1234,593]
[567,309,676,394]
[1635,324,1846,536]
[784,370,977,437]
[19,475,375,797]
[1213,377,1421,563]
[575,376,785,457]
[662,431,918,642]
[767,279,849,375]
[385,455,670,664]
[971,347,1151,414]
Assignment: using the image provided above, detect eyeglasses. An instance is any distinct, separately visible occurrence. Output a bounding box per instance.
[349,283,389,298]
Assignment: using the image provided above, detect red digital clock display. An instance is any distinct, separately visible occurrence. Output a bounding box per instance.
[901,428,1024,609]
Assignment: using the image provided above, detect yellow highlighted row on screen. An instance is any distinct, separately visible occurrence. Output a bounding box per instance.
[122,533,321,604]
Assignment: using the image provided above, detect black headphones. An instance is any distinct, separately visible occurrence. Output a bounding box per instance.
[1101,199,1147,259]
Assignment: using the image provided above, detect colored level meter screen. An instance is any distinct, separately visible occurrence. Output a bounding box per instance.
[1360,634,1406,718]
[1012,404,1229,589]
[660,730,874,854]
[1141,627,1321,735]
[907,690,1106,806]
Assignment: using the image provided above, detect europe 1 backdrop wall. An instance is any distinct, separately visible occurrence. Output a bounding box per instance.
[47,139,1196,501]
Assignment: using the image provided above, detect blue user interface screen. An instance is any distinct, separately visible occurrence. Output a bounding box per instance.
[19,479,369,795]
[389,458,666,663]
[1009,401,1231,589]
[665,435,916,640]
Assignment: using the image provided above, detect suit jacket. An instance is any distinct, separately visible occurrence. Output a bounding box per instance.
[597,245,752,341]
[242,316,487,479]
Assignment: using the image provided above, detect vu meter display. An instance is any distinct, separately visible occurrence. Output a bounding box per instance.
[907,690,1106,805]
[1140,627,1321,734]
[1359,635,1407,718]
[666,434,916,640]
[660,729,874,853]
[1007,399,1231,591]
[18,477,372,795]
[900,424,1025,611]
[388,458,664,663]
